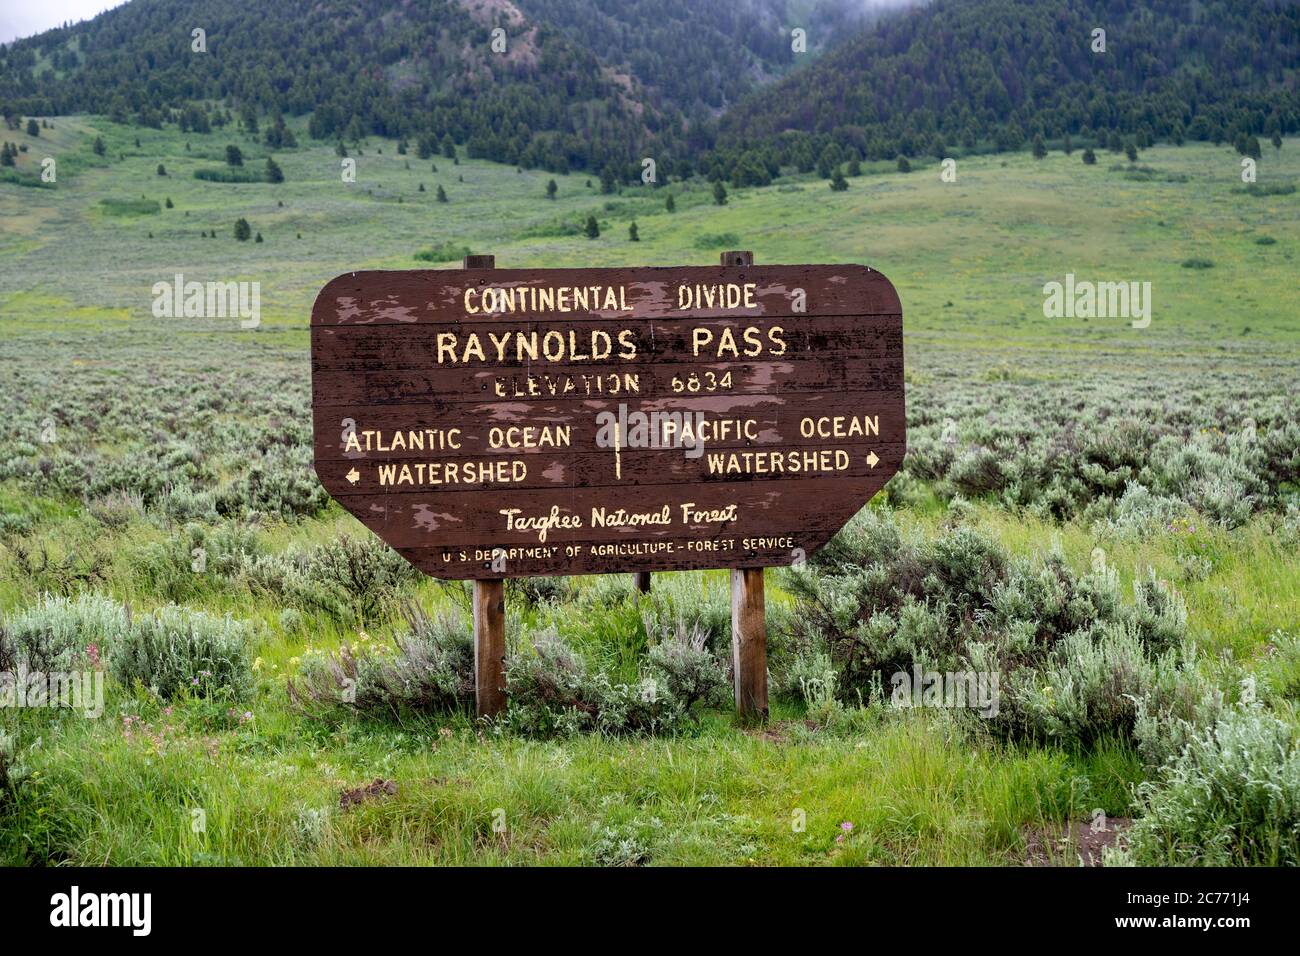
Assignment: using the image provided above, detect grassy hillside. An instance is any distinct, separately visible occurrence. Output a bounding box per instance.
[5,114,1297,338]
[0,118,1298,865]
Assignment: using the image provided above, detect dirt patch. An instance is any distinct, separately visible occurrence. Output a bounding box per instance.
[339,778,398,810]
[1022,818,1132,866]
[601,66,645,118]
[744,719,819,744]
[458,0,526,27]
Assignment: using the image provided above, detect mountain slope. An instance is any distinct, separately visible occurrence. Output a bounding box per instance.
[713,0,1300,165]
[0,0,891,177]
[512,0,904,116]
[0,0,678,176]
[3,0,1297,183]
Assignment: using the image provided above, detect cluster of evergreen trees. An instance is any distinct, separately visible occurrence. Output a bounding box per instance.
[1,0,1296,188]
[0,0,669,180]
[509,0,890,142]
[707,0,1300,184]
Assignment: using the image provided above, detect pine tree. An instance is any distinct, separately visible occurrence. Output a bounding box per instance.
[830,168,849,191]
[665,193,676,213]
[265,157,284,183]
[156,163,166,176]
[92,136,105,156]
[165,197,173,208]
[847,158,862,176]
[234,218,252,241]
[26,118,38,137]
[441,135,455,159]
[1125,142,1138,163]
[546,178,557,200]
[629,221,639,241]
[712,180,727,205]
[225,144,243,166]
[585,215,600,239]
[600,167,616,194]
[436,185,447,202]
[1235,134,1262,160]
[418,182,425,192]
[1062,133,1073,155]
[896,156,911,173]
[1082,148,1097,165]
[1032,134,1047,159]
[255,232,263,243]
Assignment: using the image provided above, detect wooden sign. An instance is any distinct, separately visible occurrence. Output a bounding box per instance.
[310,258,905,581]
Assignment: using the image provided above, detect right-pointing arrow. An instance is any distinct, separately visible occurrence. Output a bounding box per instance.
[866,452,879,468]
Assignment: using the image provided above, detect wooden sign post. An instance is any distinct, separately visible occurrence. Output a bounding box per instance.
[464,254,508,717]
[310,253,905,722]
[720,251,765,722]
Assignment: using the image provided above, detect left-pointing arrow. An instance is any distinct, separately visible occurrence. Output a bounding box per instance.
[346,468,360,484]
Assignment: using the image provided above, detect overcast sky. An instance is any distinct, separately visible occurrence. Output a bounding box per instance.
[1,1,128,45]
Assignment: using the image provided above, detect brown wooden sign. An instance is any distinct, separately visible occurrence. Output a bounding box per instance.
[310,260,904,580]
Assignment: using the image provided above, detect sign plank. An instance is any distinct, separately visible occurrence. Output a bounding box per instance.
[310,263,905,579]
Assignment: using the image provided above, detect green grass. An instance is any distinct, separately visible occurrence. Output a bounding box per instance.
[98,197,161,216]
[4,695,1143,865]
[1,119,1298,865]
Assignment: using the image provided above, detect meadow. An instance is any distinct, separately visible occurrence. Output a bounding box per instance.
[0,116,1297,865]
